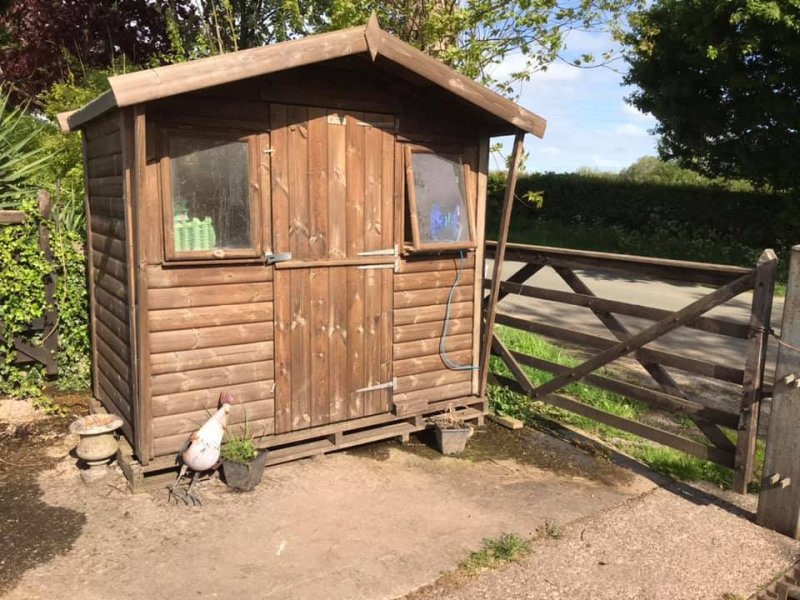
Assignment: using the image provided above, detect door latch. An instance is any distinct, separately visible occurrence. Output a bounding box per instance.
[265,251,292,265]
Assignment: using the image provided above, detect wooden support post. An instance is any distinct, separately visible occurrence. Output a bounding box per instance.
[37,191,58,376]
[758,245,800,537]
[478,131,525,396]
[734,249,777,493]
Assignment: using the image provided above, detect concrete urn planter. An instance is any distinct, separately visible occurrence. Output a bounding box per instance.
[69,414,123,484]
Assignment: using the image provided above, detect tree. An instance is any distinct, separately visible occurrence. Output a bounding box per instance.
[0,0,196,103]
[168,0,328,56]
[623,0,800,191]
[326,0,644,95]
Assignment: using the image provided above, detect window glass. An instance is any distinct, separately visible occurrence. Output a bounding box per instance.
[169,135,251,253]
[411,153,470,244]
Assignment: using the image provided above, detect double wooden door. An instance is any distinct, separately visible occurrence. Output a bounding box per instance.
[270,105,395,433]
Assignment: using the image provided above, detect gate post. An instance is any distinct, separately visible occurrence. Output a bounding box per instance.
[758,245,800,537]
[734,249,777,494]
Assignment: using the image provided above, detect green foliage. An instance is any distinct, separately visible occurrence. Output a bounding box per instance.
[487,170,793,266]
[221,435,259,464]
[626,444,733,488]
[486,328,742,488]
[0,199,51,405]
[623,0,800,191]
[489,326,645,438]
[460,533,531,573]
[0,90,53,209]
[618,157,754,190]
[38,69,113,231]
[326,0,644,94]
[51,224,90,391]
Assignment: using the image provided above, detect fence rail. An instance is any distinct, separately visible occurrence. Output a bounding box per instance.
[484,241,776,493]
[0,191,58,376]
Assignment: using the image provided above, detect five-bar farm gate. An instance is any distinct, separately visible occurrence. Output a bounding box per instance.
[482,240,777,495]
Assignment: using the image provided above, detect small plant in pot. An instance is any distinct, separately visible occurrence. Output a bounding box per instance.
[220,426,269,492]
[429,404,472,455]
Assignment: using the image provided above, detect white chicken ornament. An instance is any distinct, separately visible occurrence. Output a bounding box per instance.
[168,392,232,505]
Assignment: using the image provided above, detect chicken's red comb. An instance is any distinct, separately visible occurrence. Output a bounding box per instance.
[219,392,235,405]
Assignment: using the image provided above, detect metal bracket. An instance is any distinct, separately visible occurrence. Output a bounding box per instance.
[355,379,395,393]
[266,251,292,265]
[358,248,396,257]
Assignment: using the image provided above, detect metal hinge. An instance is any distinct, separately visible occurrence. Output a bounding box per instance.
[265,251,292,264]
[355,379,395,393]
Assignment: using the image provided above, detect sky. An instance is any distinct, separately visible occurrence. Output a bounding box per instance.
[489,30,660,174]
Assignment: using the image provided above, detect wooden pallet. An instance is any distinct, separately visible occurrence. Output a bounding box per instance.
[114,396,487,493]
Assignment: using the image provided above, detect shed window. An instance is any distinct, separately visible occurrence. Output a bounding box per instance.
[161,130,261,260]
[405,146,475,251]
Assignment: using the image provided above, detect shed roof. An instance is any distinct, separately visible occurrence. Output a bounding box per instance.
[61,15,545,138]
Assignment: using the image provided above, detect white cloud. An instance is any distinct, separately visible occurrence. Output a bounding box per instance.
[613,123,650,138]
[539,146,562,156]
[591,156,626,171]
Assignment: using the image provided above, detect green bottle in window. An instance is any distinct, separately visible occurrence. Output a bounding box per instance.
[204,217,216,250]
[192,217,206,250]
[175,221,187,252]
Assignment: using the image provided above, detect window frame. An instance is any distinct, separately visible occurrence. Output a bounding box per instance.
[159,126,263,262]
[404,143,476,253]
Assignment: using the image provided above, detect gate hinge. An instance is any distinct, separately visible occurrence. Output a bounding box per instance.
[355,378,395,393]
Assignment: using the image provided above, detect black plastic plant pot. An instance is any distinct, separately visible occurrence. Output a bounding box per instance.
[222,449,269,491]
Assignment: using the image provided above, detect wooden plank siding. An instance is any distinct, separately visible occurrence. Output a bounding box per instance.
[146,267,276,452]
[392,256,476,414]
[85,111,135,441]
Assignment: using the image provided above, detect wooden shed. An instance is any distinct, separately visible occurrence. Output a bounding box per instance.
[60,16,545,481]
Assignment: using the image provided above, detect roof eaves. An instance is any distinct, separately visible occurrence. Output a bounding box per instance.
[363,14,546,138]
[108,25,369,109]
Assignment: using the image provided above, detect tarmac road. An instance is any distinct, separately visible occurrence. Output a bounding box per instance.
[490,260,785,386]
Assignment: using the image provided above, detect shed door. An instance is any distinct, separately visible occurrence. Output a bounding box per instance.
[270,105,395,433]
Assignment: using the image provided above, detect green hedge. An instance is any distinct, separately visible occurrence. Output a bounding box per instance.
[487,173,797,249]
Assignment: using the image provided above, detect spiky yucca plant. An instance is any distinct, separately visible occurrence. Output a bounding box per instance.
[0,90,51,209]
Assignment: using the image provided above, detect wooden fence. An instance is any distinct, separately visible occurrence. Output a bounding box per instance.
[484,241,777,494]
[0,191,58,376]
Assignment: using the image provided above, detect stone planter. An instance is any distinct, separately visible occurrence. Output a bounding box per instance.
[69,414,123,484]
[434,425,471,455]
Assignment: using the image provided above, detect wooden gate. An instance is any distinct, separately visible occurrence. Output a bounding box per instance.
[270,105,395,433]
[0,191,58,376]
[484,242,777,494]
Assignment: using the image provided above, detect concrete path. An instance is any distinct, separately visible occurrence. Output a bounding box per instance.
[410,483,799,600]
[1,421,647,600]
[494,260,784,387]
[3,414,797,600]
